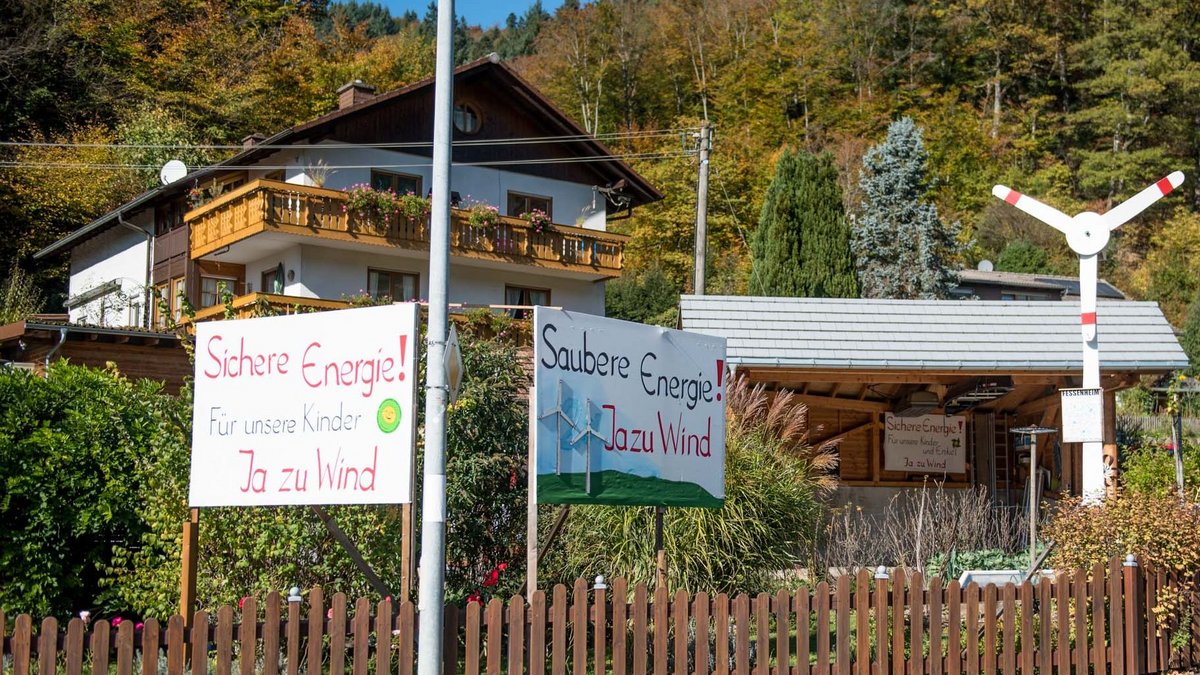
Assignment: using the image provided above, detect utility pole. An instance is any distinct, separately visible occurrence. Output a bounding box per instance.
[415,0,454,672]
[692,123,712,296]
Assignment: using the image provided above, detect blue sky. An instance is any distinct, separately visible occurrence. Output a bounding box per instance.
[380,0,564,29]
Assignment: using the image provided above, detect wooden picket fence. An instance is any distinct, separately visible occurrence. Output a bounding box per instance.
[2,556,1198,674]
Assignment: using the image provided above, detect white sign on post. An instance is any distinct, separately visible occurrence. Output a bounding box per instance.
[1060,388,1103,443]
[189,304,420,507]
[533,308,727,508]
[883,413,968,474]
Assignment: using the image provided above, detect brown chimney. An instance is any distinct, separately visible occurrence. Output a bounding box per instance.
[337,80,376,110]
[241,133,266,150]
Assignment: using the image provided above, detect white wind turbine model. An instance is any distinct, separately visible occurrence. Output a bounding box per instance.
[569,398,610,494]
[538,379,576,475]
[992,171,1185,502]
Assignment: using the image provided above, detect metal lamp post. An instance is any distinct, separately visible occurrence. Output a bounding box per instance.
[1011,425,1057,572]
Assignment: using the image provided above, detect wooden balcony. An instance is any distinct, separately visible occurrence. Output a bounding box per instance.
[186,179,627,277]
[187,293,351,323]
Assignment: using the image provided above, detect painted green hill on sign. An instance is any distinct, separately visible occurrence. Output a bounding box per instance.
[537,470,722,508]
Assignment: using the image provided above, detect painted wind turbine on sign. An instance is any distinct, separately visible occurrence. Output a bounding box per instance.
[569,398,610,494]
[538,379,576,475]
[992,171,1185,502]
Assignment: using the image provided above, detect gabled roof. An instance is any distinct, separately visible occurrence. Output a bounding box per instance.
[956,269,1126,299]
[37,55,661,259]
[679,296,1186,373]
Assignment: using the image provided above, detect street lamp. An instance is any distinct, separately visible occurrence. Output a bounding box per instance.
[1011,425,1057,572]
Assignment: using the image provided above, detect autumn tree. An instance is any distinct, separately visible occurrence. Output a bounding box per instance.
[852,117,963,299]
[749,149,857,298]
[1182,288,1200,375]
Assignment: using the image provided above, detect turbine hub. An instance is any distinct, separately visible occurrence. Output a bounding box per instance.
[1067,211,1109,255]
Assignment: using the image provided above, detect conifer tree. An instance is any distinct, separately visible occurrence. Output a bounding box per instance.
[1182,287,1200,375]
[749,149,858,297]
[852,117,963,299]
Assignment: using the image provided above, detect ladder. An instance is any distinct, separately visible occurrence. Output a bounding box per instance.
[993,413,1012,506]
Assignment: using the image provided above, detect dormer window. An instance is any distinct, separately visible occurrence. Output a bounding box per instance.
[453,102,481,134]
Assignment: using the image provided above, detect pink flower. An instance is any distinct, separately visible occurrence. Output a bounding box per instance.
[497,562,508,571]
[467,591,482,605]
[482,570,499,587]
[239,596,248,609]
[135,622,145,631]
[327,608,334,620]
[111,617,123,627]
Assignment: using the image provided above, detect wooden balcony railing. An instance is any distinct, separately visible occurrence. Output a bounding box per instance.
[187,180,627,276]
[187,293,352,324]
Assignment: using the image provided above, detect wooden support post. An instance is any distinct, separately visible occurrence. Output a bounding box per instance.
[400,503,413,603]
[654,506,667,590]
[871,412,881,485]
[1104,389,1119,499]
[527,384,538,601]
[1123,555,1146,674]
[311,506,392,599]
[180,508,199,625]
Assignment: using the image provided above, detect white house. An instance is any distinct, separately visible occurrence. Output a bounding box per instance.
[36,55,661,327]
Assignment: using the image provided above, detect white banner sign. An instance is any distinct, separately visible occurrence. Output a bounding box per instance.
[189,304,419,507]
[533,308,727,508]
[1060,388,1103,443]
[884,413,967,474]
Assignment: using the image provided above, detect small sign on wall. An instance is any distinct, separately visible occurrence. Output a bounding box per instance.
[883,413,967,474]
[1060,388,1103,443]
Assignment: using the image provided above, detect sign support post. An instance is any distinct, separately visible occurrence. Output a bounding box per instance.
[179,508,199,625]
[527,385,538,600]
[654,507,666,590]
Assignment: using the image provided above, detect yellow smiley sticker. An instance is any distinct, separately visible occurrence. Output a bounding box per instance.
[377,399,402,433]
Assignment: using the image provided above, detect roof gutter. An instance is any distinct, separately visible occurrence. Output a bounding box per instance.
[116,211,154,328]
[44,327,67,371]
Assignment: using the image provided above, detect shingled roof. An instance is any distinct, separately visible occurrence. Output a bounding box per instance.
[679,296,1186,373]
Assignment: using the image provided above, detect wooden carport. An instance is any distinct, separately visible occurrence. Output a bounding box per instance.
[681,296,1188,509]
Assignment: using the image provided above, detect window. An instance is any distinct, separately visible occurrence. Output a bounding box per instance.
[200,276,237,308]
[155,198,187,235]
[368,269,419,302]
[370,170,422,196]
[262,267,284,295]
[153,276,187,328]
[453,102,481,134]
[506,192,552,219]
[505,285,550,319]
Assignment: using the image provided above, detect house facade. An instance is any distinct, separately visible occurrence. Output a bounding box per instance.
[953,266,1127,301]
[36,55,661,328]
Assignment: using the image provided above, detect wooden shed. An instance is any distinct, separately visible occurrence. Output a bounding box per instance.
[681,296,1188,511]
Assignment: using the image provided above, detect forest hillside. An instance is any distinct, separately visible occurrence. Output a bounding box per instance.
[1,0,1197,325]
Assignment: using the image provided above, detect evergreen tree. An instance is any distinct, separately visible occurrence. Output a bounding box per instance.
[853,117,963,299]
[995,239,1052,274]
[748,149,858,298]
[1182,287,1200,375]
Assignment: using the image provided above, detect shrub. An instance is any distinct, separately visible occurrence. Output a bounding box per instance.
[1044,494,1200,624]
[0,363,184,618]
[811,482,1025,574]
[540,377,838,594]
[1121,440,1200,500]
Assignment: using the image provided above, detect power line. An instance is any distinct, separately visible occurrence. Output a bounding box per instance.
[0,151,691,172]
[0,128,698,152]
